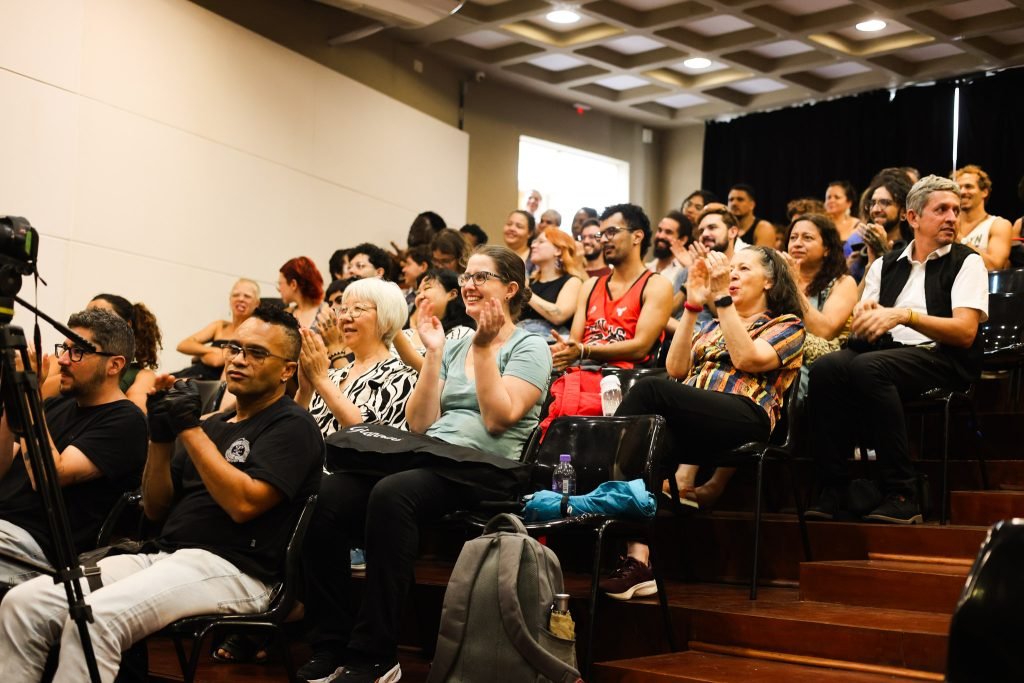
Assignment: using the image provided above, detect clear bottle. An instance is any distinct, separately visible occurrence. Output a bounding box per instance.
[599,374,623,416]
[551,453,576,495]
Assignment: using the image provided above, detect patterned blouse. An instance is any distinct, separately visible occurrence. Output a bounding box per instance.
[307,357,417,437]
[685,313,805,430]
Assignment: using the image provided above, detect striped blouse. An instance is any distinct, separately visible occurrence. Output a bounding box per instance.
[684,313,805,430]
[307,357,417,437]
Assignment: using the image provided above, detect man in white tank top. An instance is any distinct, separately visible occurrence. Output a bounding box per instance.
[955,164,1012,270]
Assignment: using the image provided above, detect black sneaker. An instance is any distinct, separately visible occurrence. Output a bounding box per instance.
[298,651,344,683]
[337,661,402,682]
[804,485,844,520]
[598,556,657,600]
[864,494,923,525]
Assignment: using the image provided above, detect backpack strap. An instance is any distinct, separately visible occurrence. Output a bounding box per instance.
[497,537,581,683]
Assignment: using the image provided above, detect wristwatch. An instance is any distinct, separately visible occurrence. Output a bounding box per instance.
[714,295,733,308]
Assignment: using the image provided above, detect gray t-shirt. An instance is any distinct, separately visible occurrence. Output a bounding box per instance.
[427,327,552,460]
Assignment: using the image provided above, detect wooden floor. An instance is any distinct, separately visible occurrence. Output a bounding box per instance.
[140,403,1024,681]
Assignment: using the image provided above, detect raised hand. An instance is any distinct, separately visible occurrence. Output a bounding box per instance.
[685,256,710,306]
[706,251,731,297]
[299,328,330,382]
[418,310,446,352]
[472,298,507,347]
[316,307,343,350]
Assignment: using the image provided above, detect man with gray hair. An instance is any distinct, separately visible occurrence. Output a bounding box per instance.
[538,208,562,231]
[806,175,988,524]
[0,308,148,591]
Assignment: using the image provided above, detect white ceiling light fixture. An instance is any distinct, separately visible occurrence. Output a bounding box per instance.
[547,7,581,25]
[683,57,712,69]
[856,19,887,32]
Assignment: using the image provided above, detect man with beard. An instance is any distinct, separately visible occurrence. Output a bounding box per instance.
[728,184,775,247]
[807,176,988,524]
[954,164,1012,270]
[552,203,673,371]
[0,304,323,679]
[0,308,147,592]
[849,171,913,282]
[646,210,692,288]
[580,218,611,278]
[538,209,562,231]
[666,208,742,334]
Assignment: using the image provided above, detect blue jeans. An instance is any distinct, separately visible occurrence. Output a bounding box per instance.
[0,548,273,683]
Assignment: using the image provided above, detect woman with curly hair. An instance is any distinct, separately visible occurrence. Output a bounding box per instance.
[517,226,583,338]
[278,256,325,329]
[41,294,164,413]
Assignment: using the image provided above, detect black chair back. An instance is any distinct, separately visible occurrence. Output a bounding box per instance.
[947,519,1024,682]
[988,267,1024,295]
[526,415,666,495]
[600,366,668,397]
[980,293,1024,354]
[263,494,318,623]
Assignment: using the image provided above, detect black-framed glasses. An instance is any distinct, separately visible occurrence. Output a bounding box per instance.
[54,343,118,363]
[332,303,377,319]
[869,198,895,209]
[457,271,506,287]
[222,342,295,365]
[595,226,626,241]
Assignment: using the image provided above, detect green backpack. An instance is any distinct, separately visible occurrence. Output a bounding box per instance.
[428,514,581,683]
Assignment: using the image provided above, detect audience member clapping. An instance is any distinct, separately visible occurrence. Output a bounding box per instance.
[517,227,583,338]
[174,278,260,380]
[297,278,417,436]
[600,246,804,600]
[393,269,475,372]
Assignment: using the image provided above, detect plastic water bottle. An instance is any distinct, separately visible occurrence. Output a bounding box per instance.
[552,454,576,495]
[600,374,623,416]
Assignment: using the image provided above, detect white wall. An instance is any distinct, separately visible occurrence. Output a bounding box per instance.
[661,124,707,212]
[0,0,468,370]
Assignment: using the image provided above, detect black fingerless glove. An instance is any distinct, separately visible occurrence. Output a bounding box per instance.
[146,390,175,443]
[155,379,203,436]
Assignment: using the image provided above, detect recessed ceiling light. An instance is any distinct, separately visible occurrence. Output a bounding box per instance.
[683,57,712,69]
[547,9,581,24]
[856,19,887,32]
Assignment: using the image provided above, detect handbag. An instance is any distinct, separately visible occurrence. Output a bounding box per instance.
[324,424,531,500]
[537,368,604,439]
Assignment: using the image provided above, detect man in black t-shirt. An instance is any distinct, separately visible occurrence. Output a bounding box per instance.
[0,308,147,591]
[0,305,323,681]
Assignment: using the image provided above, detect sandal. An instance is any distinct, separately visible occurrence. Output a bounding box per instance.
[212,633,270,664]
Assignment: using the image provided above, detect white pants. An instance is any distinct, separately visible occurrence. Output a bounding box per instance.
[0,519,50,588]
[0,548,273,683]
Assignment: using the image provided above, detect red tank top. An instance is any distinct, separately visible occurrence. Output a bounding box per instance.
[581,270,662,368]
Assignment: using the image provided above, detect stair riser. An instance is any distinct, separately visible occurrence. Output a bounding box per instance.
[950,491,1024,526]
[799,565,967,613]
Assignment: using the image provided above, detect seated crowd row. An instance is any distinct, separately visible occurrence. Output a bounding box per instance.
[0,168,998,683]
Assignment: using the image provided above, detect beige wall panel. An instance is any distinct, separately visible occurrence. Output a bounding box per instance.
[661,125,706,213]
[0,0,84,91]
[0,70,78,239]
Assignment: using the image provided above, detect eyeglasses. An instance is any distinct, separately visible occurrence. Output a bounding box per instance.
[222,342,295,364]
[333,304,377,319]
[457,271,506,287]
[54,343,118,363]
[869,198,895,209]
[683,200,705,212]
[580,233,600,242]
[594,226,626,241]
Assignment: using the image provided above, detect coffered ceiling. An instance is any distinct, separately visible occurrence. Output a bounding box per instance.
[382,0,1024,126]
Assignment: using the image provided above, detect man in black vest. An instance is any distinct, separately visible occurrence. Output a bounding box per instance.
[806,175,989,524]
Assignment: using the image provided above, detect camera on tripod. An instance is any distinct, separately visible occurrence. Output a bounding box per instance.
[0,216,40,299]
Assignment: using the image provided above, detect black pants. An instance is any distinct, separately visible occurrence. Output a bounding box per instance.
[303,467,477,663]
[808,346,965,497]
[616,378,771,468]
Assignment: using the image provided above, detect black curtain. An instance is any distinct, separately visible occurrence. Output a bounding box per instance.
[956,67,1024,223]
[701,82,957,225]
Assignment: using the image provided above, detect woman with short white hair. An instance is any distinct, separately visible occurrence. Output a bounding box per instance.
[297,278,417,434]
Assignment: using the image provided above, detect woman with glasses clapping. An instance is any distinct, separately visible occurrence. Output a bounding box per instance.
[296,278,417,436]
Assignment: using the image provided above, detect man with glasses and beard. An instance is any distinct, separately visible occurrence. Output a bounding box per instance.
[0,308,147,593]
[580,218,612,278]
[552,203,673,371]
[0,304,323,681]
[848,170,914,282]
[646,211,692,306]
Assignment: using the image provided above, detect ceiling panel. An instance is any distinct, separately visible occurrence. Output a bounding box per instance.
[346,0,1024,126]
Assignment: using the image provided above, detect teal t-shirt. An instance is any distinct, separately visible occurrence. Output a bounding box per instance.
[426,327,552,460]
